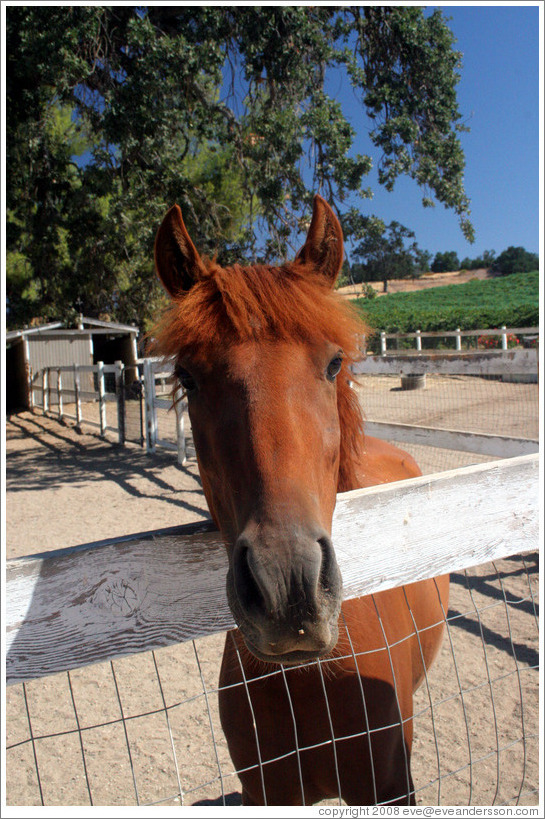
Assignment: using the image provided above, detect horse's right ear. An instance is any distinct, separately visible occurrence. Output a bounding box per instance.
[154,204,206,297]
[295,195,344,287]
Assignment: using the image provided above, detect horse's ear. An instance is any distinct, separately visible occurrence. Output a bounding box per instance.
[154,204,206,297]
[295,195,344,287]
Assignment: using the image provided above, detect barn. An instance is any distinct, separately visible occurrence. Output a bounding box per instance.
[5,316,140,413]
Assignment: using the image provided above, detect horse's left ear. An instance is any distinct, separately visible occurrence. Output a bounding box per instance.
[154,204,206,297]
[295,195,344,287]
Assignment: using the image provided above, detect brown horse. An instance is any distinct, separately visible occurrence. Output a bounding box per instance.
[153,195,449,806]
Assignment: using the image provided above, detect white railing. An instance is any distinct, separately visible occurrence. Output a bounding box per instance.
[140,356,187,465]
[372,326,538,356]
[30,361,126,443]
[5,451,539,685]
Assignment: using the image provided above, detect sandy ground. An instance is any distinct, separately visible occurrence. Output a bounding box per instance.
[337,269,491,299]
[5,375,539,807]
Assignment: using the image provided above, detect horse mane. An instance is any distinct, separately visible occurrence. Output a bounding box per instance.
[151,258,368,492]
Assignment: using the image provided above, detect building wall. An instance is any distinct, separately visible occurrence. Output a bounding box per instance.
[27,334,93,406]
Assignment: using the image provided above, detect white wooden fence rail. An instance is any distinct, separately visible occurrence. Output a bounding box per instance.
[30,361,126,441]
[364,421,538,459]
[373,325,538,355]
[6,453,539,686]
[140,356,187,464]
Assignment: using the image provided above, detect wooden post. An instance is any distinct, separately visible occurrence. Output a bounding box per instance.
[73,364,82,428]
[43,369,49,412]
[28,367,35,411]
[380,332,387,356]
[501,325,508,350]
[455,328,462,351]
[57,369,63,421]
[23,337,33,410]
[175,388,187,466]
[97,361,107,437]
[416,329,422,353]
[115,360,126,445]
[143,358,157,453]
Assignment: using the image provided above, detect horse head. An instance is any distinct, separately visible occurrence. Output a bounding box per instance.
[154,196,365,664]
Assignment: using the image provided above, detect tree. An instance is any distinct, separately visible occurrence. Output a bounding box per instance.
[415,249,432,274]
[492,247,539,276]
[460,249,496,270]
[7,5,474,329]
[352,218,419,293]
[431,251,460,273]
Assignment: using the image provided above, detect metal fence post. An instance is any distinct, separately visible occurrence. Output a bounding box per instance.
[97,361,107,437]
[501,325,508,350]
[380,332,387,356]
[456,328,462,351]
[115,360,126,445]
[416,329,422,353]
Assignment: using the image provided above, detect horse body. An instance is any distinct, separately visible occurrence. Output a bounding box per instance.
[153,196,449,805]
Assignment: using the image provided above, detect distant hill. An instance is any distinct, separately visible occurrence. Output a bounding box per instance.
[352,270,539,334]
[337,269,491,300]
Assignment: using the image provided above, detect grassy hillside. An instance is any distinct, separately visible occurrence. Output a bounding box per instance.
[354,271,539,334]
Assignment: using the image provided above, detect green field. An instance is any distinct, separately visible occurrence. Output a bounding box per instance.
[354,271,539,336]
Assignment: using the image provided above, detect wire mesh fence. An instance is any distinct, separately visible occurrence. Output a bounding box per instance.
[152,373,539,474]
[28,357,539,473]
[5,551,538,807]
[354,373,538,475]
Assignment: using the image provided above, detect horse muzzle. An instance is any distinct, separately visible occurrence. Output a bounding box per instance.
[226,525,343,664]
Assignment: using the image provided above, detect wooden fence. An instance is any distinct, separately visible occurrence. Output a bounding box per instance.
[13,350,538,681]
[27,341,539,467]
[371,325,539,356]
[6,449,539,686]
[143,344,539,463]
[141,357,187,464]
[29,361,126,443]
[29,357,188,463]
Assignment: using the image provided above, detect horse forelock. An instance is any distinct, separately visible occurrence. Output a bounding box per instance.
[151,258,367,488]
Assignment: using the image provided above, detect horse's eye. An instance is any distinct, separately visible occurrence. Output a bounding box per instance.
[326,356,343,381]
[175,366,197,393]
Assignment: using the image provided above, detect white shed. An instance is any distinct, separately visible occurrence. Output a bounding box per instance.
[6,317,139,411]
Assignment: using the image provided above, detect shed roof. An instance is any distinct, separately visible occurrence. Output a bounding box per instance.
[6,316,139,343]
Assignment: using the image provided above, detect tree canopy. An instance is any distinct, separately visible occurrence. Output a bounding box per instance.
[351,218,421,292]
[431,250,461,273]
[492,246,539,276]
[7,5,474,330]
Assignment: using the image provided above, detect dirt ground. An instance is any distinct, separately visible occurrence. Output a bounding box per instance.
[337,268,491,299]
[4,375,539,807]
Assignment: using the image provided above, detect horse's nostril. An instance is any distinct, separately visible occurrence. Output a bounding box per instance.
[233,541,266,615]
[317,535,341,597]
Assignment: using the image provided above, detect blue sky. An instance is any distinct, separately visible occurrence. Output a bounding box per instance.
[338,3,541,262]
